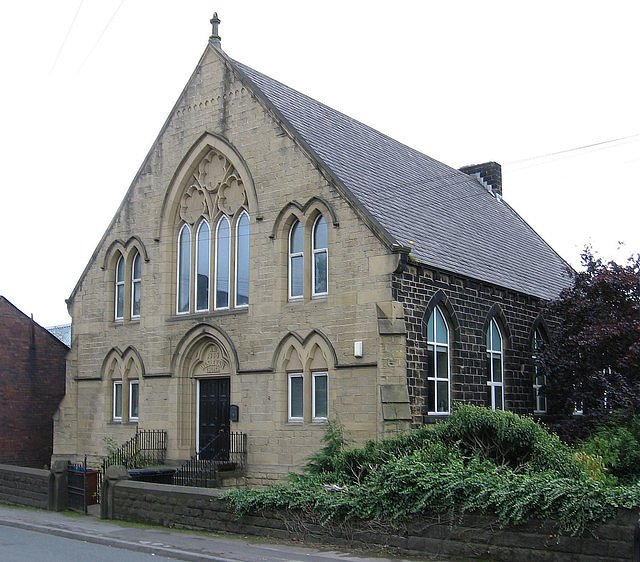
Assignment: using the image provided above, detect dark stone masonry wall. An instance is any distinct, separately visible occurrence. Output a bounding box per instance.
[108,480,635,562]
[0,464,50,509]
[393,264,556,423]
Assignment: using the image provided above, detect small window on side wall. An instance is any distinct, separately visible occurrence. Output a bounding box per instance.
[288,373,304,421]
[129,380,139,421]
[113,381,123,421]
[312,372,328,420]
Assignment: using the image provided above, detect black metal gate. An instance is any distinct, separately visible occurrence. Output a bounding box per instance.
[67,457,100,513]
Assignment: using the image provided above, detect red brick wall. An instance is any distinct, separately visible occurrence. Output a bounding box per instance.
[0,297,67,468]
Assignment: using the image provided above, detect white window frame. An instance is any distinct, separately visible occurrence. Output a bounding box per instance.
[486,318,505,411]
[426,305,451,415]
[312,372,328,421]
[288,220,304,300]
[177,223,192,315]
[129,380,139,421]
[131,252,141,319]
[234,211,250,308]
[532,330,547,414]
[195,219,211,312]
[288,372,304,422]
[115,255,125,321]
[214,216,231,310]
[311,215,328,298]
[113,380,123,421]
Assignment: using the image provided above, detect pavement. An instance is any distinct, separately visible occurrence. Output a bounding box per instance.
[0,504,428,562]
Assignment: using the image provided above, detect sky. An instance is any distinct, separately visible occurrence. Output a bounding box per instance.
[0,1,638,327]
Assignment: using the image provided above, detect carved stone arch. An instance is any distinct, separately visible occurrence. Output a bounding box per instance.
[270,196,339,241]
[306,343,329,372]
[422,290,460,342]
[121,346,145,378]
[271,205,304,245]
[282,344,304,372]
[231,207,251,230]
[484,303,512,349]
[158,132,259,242]
[103,243,126,274]
[272,332,305,373]
[102,236,149,271]
[302,330,338,370]
[171,323,239,376]
[101,348,125,380]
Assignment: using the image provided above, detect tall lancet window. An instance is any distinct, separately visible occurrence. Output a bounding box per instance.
[215,216,231,309]
[426,305,451,414]
[196,220,211,312]
[115,254,125,320]
[235,212,250,307]
[177,224,191,314]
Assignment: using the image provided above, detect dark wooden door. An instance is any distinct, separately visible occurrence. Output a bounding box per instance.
[198,378,230,461]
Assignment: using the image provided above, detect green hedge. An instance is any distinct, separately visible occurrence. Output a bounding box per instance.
[226,405,640,536]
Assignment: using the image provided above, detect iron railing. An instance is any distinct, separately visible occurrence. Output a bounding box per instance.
[172,431,247,487]
[101,429,167,474]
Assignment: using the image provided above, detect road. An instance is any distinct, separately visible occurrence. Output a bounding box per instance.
[0,524,181,562]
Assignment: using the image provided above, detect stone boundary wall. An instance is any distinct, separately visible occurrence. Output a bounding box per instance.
[0,464,50,509]
[108,479,637,562]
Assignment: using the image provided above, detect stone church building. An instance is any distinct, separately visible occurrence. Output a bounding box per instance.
[52,16,570,483]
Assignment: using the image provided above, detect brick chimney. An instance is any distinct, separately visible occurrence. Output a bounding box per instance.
[460,162,502,198]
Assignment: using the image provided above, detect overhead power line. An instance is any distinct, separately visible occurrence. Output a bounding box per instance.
[505,134,639,168]
[50,0,86,73]
[77,0,127,73]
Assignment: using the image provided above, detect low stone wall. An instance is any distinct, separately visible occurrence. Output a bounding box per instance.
[108,479,637,562]
[0,464,50,509]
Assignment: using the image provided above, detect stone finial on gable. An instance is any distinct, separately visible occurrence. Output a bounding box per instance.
[210,12,221,49]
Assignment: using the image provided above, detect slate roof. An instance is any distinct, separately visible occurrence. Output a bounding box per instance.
[46,323,72,347]
[227,56,572,300]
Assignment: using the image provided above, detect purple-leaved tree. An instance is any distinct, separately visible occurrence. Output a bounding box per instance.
[542,248,640,415]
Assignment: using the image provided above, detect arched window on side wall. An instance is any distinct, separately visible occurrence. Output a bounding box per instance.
[486,318,504,410]
[312,215,328,296]
[426,305,451,414]
[532,329,547,414]
[177,224,191,314]
[288,220,304,300]
[115,254,125,320]
[131,252,142,318]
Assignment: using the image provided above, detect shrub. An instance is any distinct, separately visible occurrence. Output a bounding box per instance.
[433,404,583,478]
[226,406,639,536]
[580,413,640,482]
